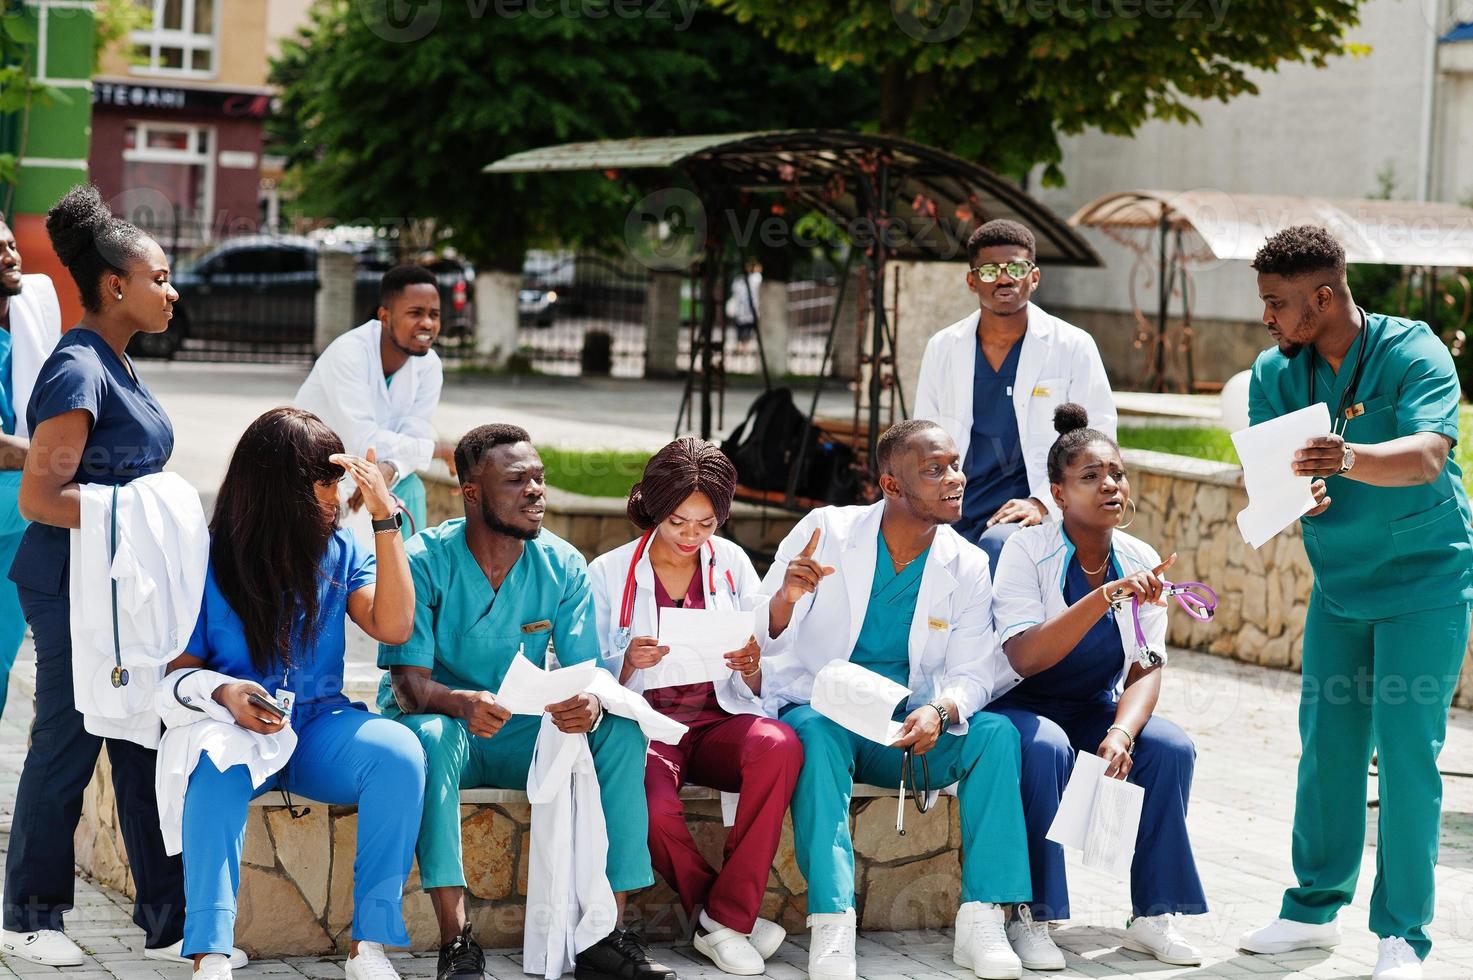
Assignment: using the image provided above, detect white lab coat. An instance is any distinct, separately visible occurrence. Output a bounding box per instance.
[754,502,1021,729]
[294,319,443,476]
[9,273,62,438]
[523,670,686,980]
[69,472,210,748]
[589,534,767,717]
[990,522,1168,677]
[912,303,1117,519]
[154,668,297,855]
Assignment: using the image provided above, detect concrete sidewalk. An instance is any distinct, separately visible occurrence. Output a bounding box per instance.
[1,640,1470,980]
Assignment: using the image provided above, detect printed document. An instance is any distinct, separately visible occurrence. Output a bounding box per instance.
[1231,402,1331,548]
[811,661,911,745]
[495,654,599,715]
[1046,751,1145,879]
[646,607,756,690]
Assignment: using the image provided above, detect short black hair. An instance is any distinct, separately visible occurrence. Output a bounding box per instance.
[455,423,532,484]
[1251,225,1346,279]
[380,263,439,306]
[46,185,153,312]
[967,219,1036,265]
[877,419,941,475]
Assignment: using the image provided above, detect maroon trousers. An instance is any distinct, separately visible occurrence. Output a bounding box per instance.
[644,684,803,933]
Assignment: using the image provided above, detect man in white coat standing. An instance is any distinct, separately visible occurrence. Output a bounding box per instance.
[296,263,455,539]
[0,217,61,718]
[913,219,1115,570]
[757,420,1030,980]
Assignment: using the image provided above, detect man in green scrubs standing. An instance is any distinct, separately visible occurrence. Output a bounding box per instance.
[1238,226,1472,980]
[379,424,677,980]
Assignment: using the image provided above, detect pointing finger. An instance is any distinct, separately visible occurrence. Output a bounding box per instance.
[800,528,821,558]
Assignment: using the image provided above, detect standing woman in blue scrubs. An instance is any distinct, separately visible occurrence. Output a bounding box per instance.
[1237,227,1473,980]
[164,407,423,980]
[0,186,197,968]
[989,404,1205,972]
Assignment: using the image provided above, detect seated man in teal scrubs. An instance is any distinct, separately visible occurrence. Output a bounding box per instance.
[756,420,1030,980]
[379,424,676,980]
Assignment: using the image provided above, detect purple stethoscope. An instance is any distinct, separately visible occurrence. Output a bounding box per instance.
[1107,580,1218,668]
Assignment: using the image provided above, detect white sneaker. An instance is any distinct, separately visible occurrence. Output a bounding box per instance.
[195,953,233,980]
[1238,916,1342,955]
[1122,914,1202,966]
[0,928,85,966]
[346,942,402,980]
[145,938,249,969]
[747,917,786,960]
[806,909,856,980]
[1373,937,1422,980]
[694,911,765,976]
[962,903,1022,980]
[953,901,974,967]
[1005,905,1064,971]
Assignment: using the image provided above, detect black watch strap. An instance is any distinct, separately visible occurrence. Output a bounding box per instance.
[371,511,403,534]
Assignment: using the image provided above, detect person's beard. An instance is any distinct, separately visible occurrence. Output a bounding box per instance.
[384,315,430,358]
[897,483,951,526]
[481,495,540,541]
[0,276,23,298]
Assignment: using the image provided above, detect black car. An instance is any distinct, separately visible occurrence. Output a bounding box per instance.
[131,236,474,358]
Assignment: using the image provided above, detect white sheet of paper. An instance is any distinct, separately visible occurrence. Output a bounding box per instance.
[495,655,599,715]
[811,661,911,745]
[1231,402,1331,548]
[645,607,755,690]
[1045,751,1144,880]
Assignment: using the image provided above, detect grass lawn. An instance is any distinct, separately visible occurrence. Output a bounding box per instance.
[539,446,648,499]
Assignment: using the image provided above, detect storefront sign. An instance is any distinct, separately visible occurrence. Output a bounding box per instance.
[93,82,270,118]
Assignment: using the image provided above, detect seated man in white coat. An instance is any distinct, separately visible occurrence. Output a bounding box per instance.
[913,219,1116,570]
[757,420,1030,980]
[296,264,454,539]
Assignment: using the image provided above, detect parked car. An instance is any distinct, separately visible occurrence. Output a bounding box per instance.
[129,236,474,359]
[519,286,558,327]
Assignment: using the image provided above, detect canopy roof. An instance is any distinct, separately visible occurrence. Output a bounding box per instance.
[1070,190,1473,267]
[486,130,1100,266]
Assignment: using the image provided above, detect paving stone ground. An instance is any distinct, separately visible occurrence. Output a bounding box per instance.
[0,641,1470,980]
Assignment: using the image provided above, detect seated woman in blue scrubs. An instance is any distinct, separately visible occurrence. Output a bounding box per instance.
[163,408,423,980]
[988,404,1206,972]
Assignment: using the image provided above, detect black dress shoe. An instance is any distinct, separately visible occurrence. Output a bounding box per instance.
[437,923,486,980]
[575,927,678,980]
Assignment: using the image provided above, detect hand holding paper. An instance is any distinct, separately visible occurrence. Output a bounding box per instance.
[495,654,599,715]
[1045,752,1144,879]
[1231,402,1331,548]
[811,660,911,745]
[645,607,756,690]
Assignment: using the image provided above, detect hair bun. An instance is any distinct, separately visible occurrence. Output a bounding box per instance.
[46,185,112,267]
[1053,402,1090,435]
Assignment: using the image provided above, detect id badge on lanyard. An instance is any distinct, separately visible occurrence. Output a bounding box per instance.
[276,669,294,726]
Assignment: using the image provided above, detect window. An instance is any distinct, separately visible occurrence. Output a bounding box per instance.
[131,0,216,78]
[122,122,215,249]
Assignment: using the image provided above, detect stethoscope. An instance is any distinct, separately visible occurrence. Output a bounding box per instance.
[1106,579,1218,668]
[614,530,736,653]
[1307,304,1370,437]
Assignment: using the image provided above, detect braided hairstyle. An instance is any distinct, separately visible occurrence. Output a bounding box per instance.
[627,438,737,530]
[45,185,153,312]
[1046,403,1118,483]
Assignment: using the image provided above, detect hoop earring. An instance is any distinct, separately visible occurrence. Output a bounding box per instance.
[1118,497,1137,530]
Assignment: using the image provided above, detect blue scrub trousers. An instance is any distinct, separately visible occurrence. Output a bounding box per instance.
[3,586,185,947]
[977,521,1023,573]
[1282,595,1469,959]
[181,706,425,955]
[781,704,1031,913]
[0,470,25,719]
[987,699,1205,921]
[395,711,654,893]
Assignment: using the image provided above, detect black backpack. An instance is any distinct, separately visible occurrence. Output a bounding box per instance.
[722,388,861,505]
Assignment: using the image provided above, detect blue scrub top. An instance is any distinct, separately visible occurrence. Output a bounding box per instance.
[850,528,930,692]
[998,556,1126,710]
[1249,312,1473,619]
[7,328,174,596]
[954,335,1030,542]
[185,528,376,722]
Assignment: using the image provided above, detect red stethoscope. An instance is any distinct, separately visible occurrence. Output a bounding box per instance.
[615,530,736,651]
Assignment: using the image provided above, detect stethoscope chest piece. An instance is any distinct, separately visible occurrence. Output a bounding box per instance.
[111,666,130,688]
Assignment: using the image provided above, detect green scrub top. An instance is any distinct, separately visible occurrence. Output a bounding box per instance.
[376,518,602,715]
[849,528,930,690]
[1249,312,1473,619]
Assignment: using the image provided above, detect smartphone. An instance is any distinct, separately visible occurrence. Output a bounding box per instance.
[247,691,287,719]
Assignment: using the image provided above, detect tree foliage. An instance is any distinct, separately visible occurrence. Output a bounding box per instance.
[710,0,1368,183]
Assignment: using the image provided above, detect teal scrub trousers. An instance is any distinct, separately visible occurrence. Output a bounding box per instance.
[395,472,427,540]
[781,704,1032,913]
[396,711,655,893]
[1284,592,1470,958]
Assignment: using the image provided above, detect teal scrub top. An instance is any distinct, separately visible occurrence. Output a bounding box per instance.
[0,326,19,538]
[849,528,930,691]
[376,518,602,715]
[1249,312,1473,619]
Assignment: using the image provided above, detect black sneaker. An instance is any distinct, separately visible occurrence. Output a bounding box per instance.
[437,923,486,980]
[575,927,677,980]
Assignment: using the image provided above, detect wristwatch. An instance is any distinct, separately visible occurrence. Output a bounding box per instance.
[371,511,403,535]
[928,700,950,726]
[1338,445,1356,475]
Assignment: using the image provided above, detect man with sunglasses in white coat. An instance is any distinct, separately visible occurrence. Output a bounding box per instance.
[914,219,1116,571]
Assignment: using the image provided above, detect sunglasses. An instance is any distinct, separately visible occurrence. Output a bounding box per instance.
[970,260,1036,283]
